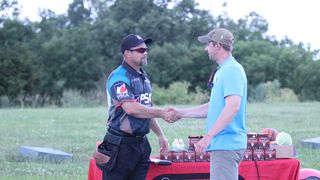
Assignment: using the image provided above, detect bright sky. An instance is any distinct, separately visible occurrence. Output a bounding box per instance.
[17,0,320,51]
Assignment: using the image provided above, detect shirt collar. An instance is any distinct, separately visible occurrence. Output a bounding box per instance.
[218,55,234,69]
[122,61,146,77]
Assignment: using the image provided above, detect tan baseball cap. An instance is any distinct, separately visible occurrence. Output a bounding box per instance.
[198,28,234,47]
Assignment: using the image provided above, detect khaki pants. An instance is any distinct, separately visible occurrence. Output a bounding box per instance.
[210,149,245,180]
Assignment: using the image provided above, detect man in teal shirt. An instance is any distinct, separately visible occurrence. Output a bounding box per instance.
[174,28,247,180]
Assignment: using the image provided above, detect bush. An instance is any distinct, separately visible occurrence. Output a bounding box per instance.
[0,96,12,107]
[152,81,209,105]
[277,88,299,102]
[190,87,210,104]
[249,80,298,102]
[61,90,106,107]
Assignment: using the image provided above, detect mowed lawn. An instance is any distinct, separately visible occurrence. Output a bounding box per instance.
[0,102,319,179]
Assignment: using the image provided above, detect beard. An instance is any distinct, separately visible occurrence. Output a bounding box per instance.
[208,53,217,63]
[141,57,148,66]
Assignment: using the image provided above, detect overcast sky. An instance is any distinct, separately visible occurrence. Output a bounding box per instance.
[17,0,320,51]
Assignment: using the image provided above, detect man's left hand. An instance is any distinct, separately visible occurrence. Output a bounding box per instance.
[195,134,212,155]
[158,135,169,153]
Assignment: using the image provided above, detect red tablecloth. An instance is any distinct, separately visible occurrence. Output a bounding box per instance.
[88,158,300,180]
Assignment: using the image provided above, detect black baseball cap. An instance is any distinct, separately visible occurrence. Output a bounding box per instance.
[121,34,152,54]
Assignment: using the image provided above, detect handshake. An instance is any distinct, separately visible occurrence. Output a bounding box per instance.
[161,107,182,123]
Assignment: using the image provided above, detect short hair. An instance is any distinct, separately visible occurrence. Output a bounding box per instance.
[211,41,232,52]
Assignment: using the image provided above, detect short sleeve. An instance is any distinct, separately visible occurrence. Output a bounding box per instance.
[109,81,135,103]
[221,67,245,97]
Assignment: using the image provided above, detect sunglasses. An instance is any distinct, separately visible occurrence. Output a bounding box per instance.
[129,48,148,53]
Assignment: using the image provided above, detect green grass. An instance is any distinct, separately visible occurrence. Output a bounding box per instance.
[0,102,320,179]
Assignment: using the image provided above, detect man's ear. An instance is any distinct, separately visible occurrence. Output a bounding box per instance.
[124,50,131,57]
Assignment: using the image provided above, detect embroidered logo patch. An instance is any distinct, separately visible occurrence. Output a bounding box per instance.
[117,83,127,94]
[114,83,129,99]
[136,35,143,40]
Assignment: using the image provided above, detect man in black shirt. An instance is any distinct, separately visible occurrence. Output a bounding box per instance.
[95,34,177,180]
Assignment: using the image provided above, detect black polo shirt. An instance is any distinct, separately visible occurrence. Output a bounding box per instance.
[106,61,152,136]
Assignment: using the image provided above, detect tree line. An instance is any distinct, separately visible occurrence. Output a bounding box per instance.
[1,0,320,107]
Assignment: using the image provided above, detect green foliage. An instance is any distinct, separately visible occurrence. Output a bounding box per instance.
[0,0,19,22]
[147,43,212,91]
[275,46,312,89]
[233,40,279,86]
[67,0,91,26]
[0,20,38,106]
[0,96,11,107]
[152,81,209,105]
[250,80,298,102]
[147,43,194,86]
[0,0,319,106]
[235,12,269,41]
[294,60,320,101]
[61,90,106,107]
[191,86,210,104]
[278,88,299,102]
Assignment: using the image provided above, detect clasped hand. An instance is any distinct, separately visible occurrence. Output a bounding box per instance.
[162,107,181,123]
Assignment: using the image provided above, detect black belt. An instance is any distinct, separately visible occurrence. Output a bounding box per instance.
[106,131,146,144]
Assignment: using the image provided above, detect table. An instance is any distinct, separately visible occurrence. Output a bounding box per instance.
[88,158,300,180]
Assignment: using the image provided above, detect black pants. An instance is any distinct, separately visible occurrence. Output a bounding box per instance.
[102,135,152,180]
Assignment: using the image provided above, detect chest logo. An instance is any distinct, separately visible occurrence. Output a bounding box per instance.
[137,93,152,105]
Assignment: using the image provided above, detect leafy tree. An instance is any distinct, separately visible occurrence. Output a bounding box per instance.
[275,45,312,89]
[67,0,91,26]
[294,60,320,101]
[59,24,104,92]
[185,44,214,90]
[0,20,38,106]
[147,42,193,87]
[0,0,19,23]
[235,12,268,41]
[233,40,278,87]
[1,0,319,106]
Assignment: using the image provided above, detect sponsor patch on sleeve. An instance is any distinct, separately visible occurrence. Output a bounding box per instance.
[113,82,131,101]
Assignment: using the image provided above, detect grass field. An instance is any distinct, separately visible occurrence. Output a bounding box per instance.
[1,102,320,179]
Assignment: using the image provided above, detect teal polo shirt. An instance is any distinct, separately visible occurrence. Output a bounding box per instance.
[206,55,247,151]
